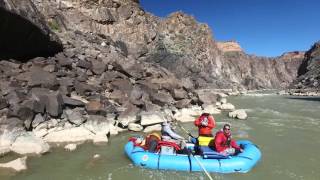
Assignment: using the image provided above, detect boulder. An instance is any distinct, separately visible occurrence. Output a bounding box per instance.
[84,115,111,136]
[180,78,194,90]
[65,108,86,125]
[56,53,73,68]
[44,127,94,143]
[118,4,133,20]
[129,85,144,106]
[218,103,235,111]
[219,97,227,104]
[175,99,191,109]
[85,100,107,115]
[110,79,133,95]
[228,109,248,120]
[62,95,85,107]
[143,124,162,133]
[64,144,77,151]
[30,88,64,117]
[195,90,218,106]
[0,97,8,110]
[203,105,221,115]
[128,123,143,132]
[77,60,92,69]
[0,117,25,148]
[45,91,64,117]
[28,67,59,90]
[10,132,50,154]
[118,103,140,126]
[172,88,187,100]
[91,61,106,75]
[144,102,161,112]
[0,156,27,172]
[108,89,127,105]
[173,106,202,122]
[140,111,165,126]
[150,91,174,106]
[92,134,109,145]
[74,81,96,96]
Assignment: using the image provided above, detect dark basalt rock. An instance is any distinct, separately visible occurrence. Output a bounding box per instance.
[292,41,320,90]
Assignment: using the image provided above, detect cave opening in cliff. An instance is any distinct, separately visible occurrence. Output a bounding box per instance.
[0,8,63,62]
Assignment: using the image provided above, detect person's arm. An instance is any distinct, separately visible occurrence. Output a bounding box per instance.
[214,133,225,152]
[194,117,201,127]
[163,124,184,140]
[207,116,216,129]
[230,139,241,150]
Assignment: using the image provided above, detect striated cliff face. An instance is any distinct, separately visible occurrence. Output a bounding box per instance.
[21,0,302,90]
[216,41,243,53]
[291,42,320,90]
[279,51,305,60]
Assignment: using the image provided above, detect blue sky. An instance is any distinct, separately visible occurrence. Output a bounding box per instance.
[140,0,320,57]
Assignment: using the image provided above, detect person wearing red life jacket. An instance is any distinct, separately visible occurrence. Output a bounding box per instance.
[214,124,243,155]
[194,113,216,137]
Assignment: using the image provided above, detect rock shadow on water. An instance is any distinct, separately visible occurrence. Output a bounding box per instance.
[286,96,320,102]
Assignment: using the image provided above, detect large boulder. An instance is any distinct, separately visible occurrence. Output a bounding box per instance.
[228,109,248,120]
[149,91,174,106]
[84,115,112,136]
[0,117,25,149]
[65,108,86,125]
[118,103,140,126]
[10,132,50,154]
[43,127,94,143]
[140,111,166,126]
[30,88,64,117]
[0,156,27,172]
[173,106,203,122]
[28,67,59,90]
[128,123,143,132]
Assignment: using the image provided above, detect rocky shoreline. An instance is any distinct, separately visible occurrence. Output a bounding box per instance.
[0,89,249,172]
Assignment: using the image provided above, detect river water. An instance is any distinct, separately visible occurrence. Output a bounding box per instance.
[1,94,320,180]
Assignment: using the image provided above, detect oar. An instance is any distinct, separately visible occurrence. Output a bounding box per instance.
[173,119,214,180]
[173,119,195,138]
[193,155,214,180]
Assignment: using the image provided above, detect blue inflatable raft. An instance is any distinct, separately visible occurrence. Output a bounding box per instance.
[124,140,261,173]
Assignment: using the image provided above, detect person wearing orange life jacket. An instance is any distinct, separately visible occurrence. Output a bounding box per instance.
[194,113,216,137]
[214,124,243,155]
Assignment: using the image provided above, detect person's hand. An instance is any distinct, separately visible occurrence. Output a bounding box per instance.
[239,148,244,153]
[201,120,208,126]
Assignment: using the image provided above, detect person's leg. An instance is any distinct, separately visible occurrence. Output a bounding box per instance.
[148,140,158,153]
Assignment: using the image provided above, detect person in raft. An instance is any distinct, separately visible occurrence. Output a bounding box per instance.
[214,123,243,155]
[194,113,216,137]
[161,120,188,152]
[161,120,185,142]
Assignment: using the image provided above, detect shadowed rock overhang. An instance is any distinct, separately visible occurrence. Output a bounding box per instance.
[0,7,63,61]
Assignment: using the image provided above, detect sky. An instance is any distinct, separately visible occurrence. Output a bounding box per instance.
[140,0,320,57]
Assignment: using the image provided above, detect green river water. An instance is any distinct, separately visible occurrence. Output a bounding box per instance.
[1,94,320,180]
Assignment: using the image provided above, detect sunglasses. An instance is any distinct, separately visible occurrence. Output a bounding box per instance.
[224,128,230,131]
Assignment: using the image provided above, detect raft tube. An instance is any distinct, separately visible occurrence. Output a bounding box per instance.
[124,140,261,173]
